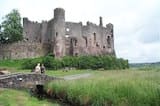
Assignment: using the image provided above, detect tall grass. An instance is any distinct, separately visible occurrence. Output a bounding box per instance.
[45,70,160,106]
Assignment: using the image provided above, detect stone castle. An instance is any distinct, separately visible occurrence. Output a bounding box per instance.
[0,8,115,59]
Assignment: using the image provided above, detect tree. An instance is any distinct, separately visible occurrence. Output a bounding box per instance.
[0,9,23,44]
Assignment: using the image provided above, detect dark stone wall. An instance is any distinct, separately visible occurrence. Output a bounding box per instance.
[23,18,41,42]
[64,21,115,56]
[0,73,58,89]
[0,42,50,60]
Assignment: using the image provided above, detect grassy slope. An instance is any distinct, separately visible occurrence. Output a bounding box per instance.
[45,69,160,106]
[0,88,60,106]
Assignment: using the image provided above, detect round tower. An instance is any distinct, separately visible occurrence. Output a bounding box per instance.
[54,8,65,20]
[53,8,66,58]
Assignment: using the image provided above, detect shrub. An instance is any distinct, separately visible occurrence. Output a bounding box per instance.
[62,56,75,67]
[42,56,54,69]
[22,58,42,69]
[21,55,129,70]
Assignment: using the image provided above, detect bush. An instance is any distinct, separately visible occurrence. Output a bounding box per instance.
[62,56,76,68]
[22,58,43,69]
[42,56,54,69]
[21,55,129,70]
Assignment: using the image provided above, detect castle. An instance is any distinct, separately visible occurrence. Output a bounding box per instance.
[0,8,115,59]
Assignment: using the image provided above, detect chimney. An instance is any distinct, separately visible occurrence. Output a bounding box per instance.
[99,16,103,26]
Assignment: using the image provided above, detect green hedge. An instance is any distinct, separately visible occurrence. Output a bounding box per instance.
[21,58,43,69]
[22,55,129,70]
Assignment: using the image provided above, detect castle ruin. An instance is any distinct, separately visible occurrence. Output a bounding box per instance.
[0,8,115,59]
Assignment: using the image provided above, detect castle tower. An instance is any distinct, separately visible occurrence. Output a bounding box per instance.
[106,23,115,55]
[52,8,66,58]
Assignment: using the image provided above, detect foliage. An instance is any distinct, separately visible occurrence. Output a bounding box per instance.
[42,56,62,70]
[0,54,129,70]
[0,9,22,44]
[45,70,160,106]
[62,56,78,68]
[21,58,43,69]
[0,59,24,69]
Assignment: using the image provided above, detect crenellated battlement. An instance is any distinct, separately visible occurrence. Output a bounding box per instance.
[0,8,115,60]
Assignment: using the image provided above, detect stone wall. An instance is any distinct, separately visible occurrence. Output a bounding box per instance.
[0,42,50,60]
[0,73,59,89]
[65,22,83,55]
[64,21,115,56]
[23,18,41,42]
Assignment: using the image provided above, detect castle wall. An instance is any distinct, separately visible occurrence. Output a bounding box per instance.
[105,23,115,54]
[23,18,41,42]
[44,19,54,45]
[81,22,104,55]
[0,42,50,60]
[64,21,115,56]
[41,21,49,43]
[0,8,115,60]
[65,22,84,55]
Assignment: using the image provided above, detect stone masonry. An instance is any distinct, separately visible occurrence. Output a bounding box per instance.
[0,73,59,89]
[0,8,115,59]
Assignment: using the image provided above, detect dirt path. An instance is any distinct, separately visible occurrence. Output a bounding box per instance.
[62,73,91,80]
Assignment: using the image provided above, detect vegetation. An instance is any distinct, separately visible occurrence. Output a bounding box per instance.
[0,59,23,69]
[0,9,23,44]
[1,55,159,106]
[0,55,128,70]
[45,70,160,106]
[0,88,60,106]
[22,55,129,70]
[46,69,93,77]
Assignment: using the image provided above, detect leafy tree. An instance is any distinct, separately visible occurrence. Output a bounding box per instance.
[0,9,22,44]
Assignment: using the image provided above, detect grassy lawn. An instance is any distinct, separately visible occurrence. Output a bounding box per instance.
[1,59,160,106]
[45,69,160,106]
[46,69,94,77]
[0,88,60,106]
[0,64,94,77]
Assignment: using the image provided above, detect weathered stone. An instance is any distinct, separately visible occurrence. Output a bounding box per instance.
[0,8,115,59]
[0,73,60,89]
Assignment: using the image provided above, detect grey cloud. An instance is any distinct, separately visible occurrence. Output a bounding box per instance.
[138,18,160,44]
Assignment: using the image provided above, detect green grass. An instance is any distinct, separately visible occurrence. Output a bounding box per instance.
[45,70,160,106]
[0,59,23,69]
[0,88,60,106]
[1,58,160,105]
[0,58,93,76]
[46,69,93,77]
[0,62,93,77]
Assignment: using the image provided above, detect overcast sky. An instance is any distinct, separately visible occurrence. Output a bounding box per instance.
[0,0,160,63]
